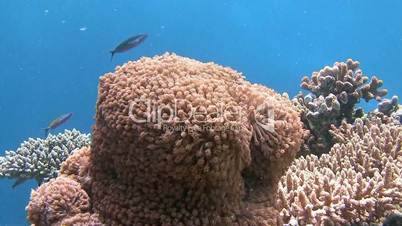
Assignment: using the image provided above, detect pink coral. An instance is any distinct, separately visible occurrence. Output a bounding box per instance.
[26,176,94,225]
[27,53,303,225]
[59,146,92,190]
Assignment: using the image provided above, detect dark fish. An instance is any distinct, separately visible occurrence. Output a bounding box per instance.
[110,34,148,61]
[12,175,45,189]
[12,177,29,189]
[43,112,73,136]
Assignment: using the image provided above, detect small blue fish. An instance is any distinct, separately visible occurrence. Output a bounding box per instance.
[43,112,73,136]
[110,34,148,61]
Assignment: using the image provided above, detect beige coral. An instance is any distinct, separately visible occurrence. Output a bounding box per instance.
[27,53,303,226]
[90,53,303,225]
[276,114,402,225]
[59,146,92,190]
[26,176,93,226]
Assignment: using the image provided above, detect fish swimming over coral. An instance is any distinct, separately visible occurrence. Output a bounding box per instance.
[110,34,148,61]
[43,112,73,136]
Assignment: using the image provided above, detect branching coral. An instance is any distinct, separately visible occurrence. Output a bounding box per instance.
[0,129,90,187]
[276,114,402,225]
[27,53,303,226]
[294,59,388,155]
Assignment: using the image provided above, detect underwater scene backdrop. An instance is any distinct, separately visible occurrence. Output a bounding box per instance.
[0,0,401,225]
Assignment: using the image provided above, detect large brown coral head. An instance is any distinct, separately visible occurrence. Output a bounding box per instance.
[27,53,303,226]
[90,53,303,225]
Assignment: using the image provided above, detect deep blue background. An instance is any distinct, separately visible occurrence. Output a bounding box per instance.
[0,1,401,225]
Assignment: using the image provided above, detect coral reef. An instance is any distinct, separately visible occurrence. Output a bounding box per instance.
[377,95,399,115]
[391,106,402,124]
[0,129,90,187]
[27,53,304,225]
[295,59,388,155]
[276,114,402,225]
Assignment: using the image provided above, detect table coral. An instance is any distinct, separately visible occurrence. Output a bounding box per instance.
[27,53,303,226]
[294,59,388,156]
[276,114,402,225]
[0,129,90,187]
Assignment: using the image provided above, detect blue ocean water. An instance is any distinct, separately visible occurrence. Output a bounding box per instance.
[0,1,401,225]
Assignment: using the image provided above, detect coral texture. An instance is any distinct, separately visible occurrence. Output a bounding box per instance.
[26,176,96,225]
[27,53,304,226]
[276,114,402,225]
[58,213,103,226]
[294,59,388,156]
[59,146,93,191]
[0,129,90,187]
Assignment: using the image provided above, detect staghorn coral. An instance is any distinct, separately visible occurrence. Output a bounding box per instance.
[0,129,90,187]
[293,93,341,156]
[27,53,303,226]
[300,59,387,105]
[295,59,388,156]
[276,114,402,225]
